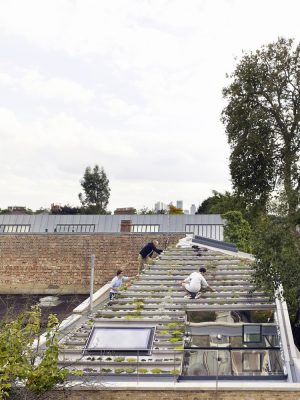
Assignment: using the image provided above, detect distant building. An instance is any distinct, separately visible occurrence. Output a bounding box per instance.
[184,209,189,215]
[176,200,183,210]
[7,206,30,215]
[114,207,137,215]
[190,204,196,215]
[154,201,168,212]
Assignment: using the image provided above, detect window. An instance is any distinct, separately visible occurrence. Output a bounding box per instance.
[55,224,95,233]
[185,224,223,241]
[0,225,30,233]
[243,325,262,343]
[84,327,155,355]
[131,224,160,233]
[242,351,263,372]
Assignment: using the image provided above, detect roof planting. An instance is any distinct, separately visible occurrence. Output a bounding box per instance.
[58,243,285,381]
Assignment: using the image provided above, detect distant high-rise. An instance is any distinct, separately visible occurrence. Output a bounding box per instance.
[190,204,196,215]
[176,200,183,210]
[154,201,168,212]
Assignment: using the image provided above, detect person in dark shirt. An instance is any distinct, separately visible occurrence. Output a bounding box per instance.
[138,240,162,274]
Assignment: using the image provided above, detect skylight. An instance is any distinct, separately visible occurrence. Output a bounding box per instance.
[84,327,155,354]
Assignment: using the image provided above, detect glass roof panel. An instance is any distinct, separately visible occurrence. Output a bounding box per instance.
[86,327,154,351]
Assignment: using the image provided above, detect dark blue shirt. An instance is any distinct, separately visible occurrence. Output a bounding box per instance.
[139,242,162,259]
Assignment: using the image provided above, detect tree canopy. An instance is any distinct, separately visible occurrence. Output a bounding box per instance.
[251,217,300,321]
[168,204,183,215]
[222,37,300,220]
[197,190,245,216]
[222,211,252,253]
[78,165,110,214]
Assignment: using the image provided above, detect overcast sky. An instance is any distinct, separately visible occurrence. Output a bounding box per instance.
[1,0,300,213]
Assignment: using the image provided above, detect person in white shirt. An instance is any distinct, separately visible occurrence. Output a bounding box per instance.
[181,267,215,299]
[109,269,130,300]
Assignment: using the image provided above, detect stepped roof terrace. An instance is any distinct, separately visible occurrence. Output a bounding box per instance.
[57,236,300,386]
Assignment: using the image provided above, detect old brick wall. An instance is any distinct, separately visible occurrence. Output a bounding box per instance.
[0,233,183,294]
[51,389,300,400]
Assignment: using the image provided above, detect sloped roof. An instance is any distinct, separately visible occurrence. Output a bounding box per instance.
[58,243,282,382]
[0,214,223,233]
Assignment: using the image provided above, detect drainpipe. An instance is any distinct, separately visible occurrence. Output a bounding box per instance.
[89,255,95,313]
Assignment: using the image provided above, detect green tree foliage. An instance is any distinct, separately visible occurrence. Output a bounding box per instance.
[78,165,110,214]
[251,217,300,320]
[138,207,168,215]
[197,190,245,216]
[0,306,70,399]
[168,204,183,215]
[222,38,300,219]
[221,211,252,252]
[51,205,81,215]
[138,207,155,215]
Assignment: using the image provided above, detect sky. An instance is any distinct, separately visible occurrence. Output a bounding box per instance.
[1,0,300,213]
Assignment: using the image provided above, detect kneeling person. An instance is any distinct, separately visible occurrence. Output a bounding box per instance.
[181,267,215,299]
[109,269,130,300]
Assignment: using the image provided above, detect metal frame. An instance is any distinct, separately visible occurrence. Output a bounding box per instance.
[84,326,156,355]
[242,324,262,344]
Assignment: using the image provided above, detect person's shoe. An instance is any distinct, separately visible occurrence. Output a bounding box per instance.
[184,295,193,299]
[195,292,202,299]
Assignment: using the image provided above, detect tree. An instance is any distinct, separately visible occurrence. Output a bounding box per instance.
[0,306,72,399]
[222,38,300,220]
[221,211,252,252]
[138,207,168,215]
[138,207,155,215]
[78,165,110,214]
[251,217,300,322]
[51,204,81,215]
[168,204,183,215]
[196,190,245,216]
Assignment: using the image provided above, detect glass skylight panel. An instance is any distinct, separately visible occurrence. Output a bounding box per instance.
[55,224,95,233]
[85,327,154,353]
[242,351,263,372]
[131,225,159,233]
[1,225,30,233]
[243,325,262,343]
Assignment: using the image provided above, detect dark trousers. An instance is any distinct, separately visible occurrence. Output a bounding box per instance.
[109,291,116,301]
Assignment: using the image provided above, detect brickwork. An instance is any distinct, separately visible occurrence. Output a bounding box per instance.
[51,389,300,400]
[0,233,183,294]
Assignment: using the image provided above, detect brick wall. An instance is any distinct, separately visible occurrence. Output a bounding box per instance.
[0,233,183,294]
[50,389,300,400]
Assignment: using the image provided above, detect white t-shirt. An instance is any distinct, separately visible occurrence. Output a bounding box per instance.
[184,272,208,292]
[110,275,129,293]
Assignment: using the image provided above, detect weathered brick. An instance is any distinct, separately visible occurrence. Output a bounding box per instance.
[47,389,300,400]
[0,233,183,294]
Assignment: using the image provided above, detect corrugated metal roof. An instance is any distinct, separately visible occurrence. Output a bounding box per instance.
[0,214,224,234]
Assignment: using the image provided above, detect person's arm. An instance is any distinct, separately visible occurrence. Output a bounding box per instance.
[180,274,192,284]
[152,243,162,255]
[122,276,131,286]
[201,276,215,292]
[208,285,216,292]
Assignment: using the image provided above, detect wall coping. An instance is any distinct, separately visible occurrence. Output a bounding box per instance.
[56,380,300,391]
[73,284,111,314]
